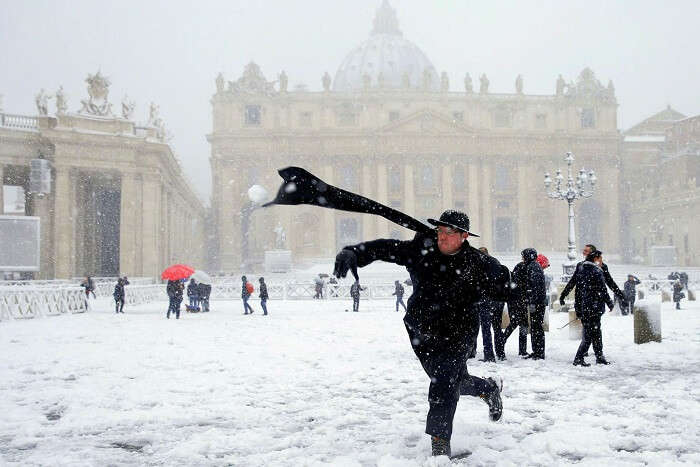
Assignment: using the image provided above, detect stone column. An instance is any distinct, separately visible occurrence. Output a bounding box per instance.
[320,165,335,256]
[141,175,162,277]
[605,168,621,254]
[376,163,388,237]
[119,173,138,276]
[442,164,453,210]
[33,191,54,279]
[53,167,74,278]
[480,162,493,247]
[362,163,374,239]
[0,164,4,214]
[219,167,238,270]
[467,161,480,223]
[404,164,415,240]
[517,163,531,248]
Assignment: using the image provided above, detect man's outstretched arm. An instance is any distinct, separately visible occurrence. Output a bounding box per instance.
[334,238,414,279]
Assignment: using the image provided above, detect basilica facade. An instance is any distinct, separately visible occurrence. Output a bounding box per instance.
[209,1,622,271]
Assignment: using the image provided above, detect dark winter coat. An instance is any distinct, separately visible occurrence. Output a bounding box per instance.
[259,282,269,300]
[393,283,405,298]
[561,260,626,306]
[187,280,198,297]
[167,280,183,300]
[113,282,124,301]
[242,282,251,299]
[624,277,641,301]
[512,258,547,306]
[673,282,684,302]
[560,261,613,319]
[343,232,510,340]
[350,282,363,299]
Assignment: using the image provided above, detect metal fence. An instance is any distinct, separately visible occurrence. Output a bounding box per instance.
[0,286,88,320]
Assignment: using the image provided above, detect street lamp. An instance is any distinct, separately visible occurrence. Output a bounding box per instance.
[544,152,597,277]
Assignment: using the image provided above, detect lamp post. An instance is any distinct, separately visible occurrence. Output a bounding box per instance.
[544,152,597,277]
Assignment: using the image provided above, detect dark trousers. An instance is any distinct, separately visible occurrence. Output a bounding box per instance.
[479,302,505,360]
[502,306,528,355]
[201,298,209,312]
[575,315,603,361]
[189,295,199,309]
[352,297,360,312]
[167,297,181,319]
[406,323,492,441]
[115,298,124,314]
[396,296,407,312]
[243,296,254,314]
[261,298,268,315]
[529,304,546,358]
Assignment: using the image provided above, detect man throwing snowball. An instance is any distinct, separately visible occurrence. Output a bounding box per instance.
[334,210,509,457]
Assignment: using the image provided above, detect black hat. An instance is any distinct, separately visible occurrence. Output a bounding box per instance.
[521,248,537,261]
[427,210,480,237]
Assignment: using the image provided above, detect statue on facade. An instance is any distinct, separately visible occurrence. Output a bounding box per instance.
[515,74,523,94]
[479,74,489,94]
[556,74,566,96]
[228,62,276,96]
[121,95,135,120]
[362,73,371,91]
[273,222,287,249]
[35,88,51,115]
[377,72,385,89]
[464,73,473,93]
[322,71,332,91]
[607,79,615,98]
[423,68,432,90]
[216,73,225,93]
[148,102,163,128]
[279,70,288,92]
[402,71,410,89]
[55,86,67,114]
[79,71,113,116]
[440,71,449,92]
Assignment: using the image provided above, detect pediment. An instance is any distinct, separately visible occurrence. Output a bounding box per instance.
[378,109,474,135]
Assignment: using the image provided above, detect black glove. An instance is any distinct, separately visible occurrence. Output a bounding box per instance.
[559,297,566,306]
[334,249,358,281]
[607,303,614,311]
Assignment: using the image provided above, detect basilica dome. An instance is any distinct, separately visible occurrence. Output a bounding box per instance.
[333,1,439,92]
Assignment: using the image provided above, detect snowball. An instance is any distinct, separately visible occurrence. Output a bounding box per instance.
[247,184,268,204]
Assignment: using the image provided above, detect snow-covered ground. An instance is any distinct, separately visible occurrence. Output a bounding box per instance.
[1,298,699,466]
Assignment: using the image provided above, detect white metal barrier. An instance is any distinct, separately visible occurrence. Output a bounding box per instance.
[0,286,88,320]
[207,282,411,301]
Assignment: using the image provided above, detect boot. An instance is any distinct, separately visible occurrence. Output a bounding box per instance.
[596,356,611,365]
[480,377,503,422]
[573,359,590,367]
[431,436,451,457]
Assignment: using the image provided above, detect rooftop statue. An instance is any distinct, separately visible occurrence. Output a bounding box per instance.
[279,70,288,92]
[479,74,489,94]
[121,95,135,120]
[79,71,113,116]
[322,72,331,92]
[216,73,225,93]
[515,74,523,94]
[55,86,67,115]
[464,73,473,93]
[35,88,51,116]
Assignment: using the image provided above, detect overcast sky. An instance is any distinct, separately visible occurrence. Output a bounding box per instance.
[1,0,699,203]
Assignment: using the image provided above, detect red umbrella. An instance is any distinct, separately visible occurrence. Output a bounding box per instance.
[161,264,195,281]
[536,254,550,269]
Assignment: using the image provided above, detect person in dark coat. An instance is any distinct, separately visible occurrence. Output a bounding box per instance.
[475,247,506,362]
[187,278,199,311]
[679,272,689,291]
[242,276,255,314]
[113,278,125,314]
[673,280,685,309]
[502,253,532,358]
[560,250,614,366]
[197,282,210,312]
[392,280,407,312]
[623,275,641,315]
[333,210,507,457]
[503,248,547,359]
[562,244,627,309]
[350,280,364,312]
[259,277,269,315]
[166,279,183,319]
[81,276,97,299]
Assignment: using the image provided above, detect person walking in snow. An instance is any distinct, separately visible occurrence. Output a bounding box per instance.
[392,280,407,312]
[241,276,255,314]
[166,279,183,319]
[350,280,364,312]
[560,250,614,366]
[113,278,125,314]
[259,277,269,315]
[673,280,685,310]
[187,278,200,311]
[474,247,506,362]
[334,210,507,457]
[623,275,641,315]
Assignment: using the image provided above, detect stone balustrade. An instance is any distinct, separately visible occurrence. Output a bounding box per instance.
[0,113,38,130]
